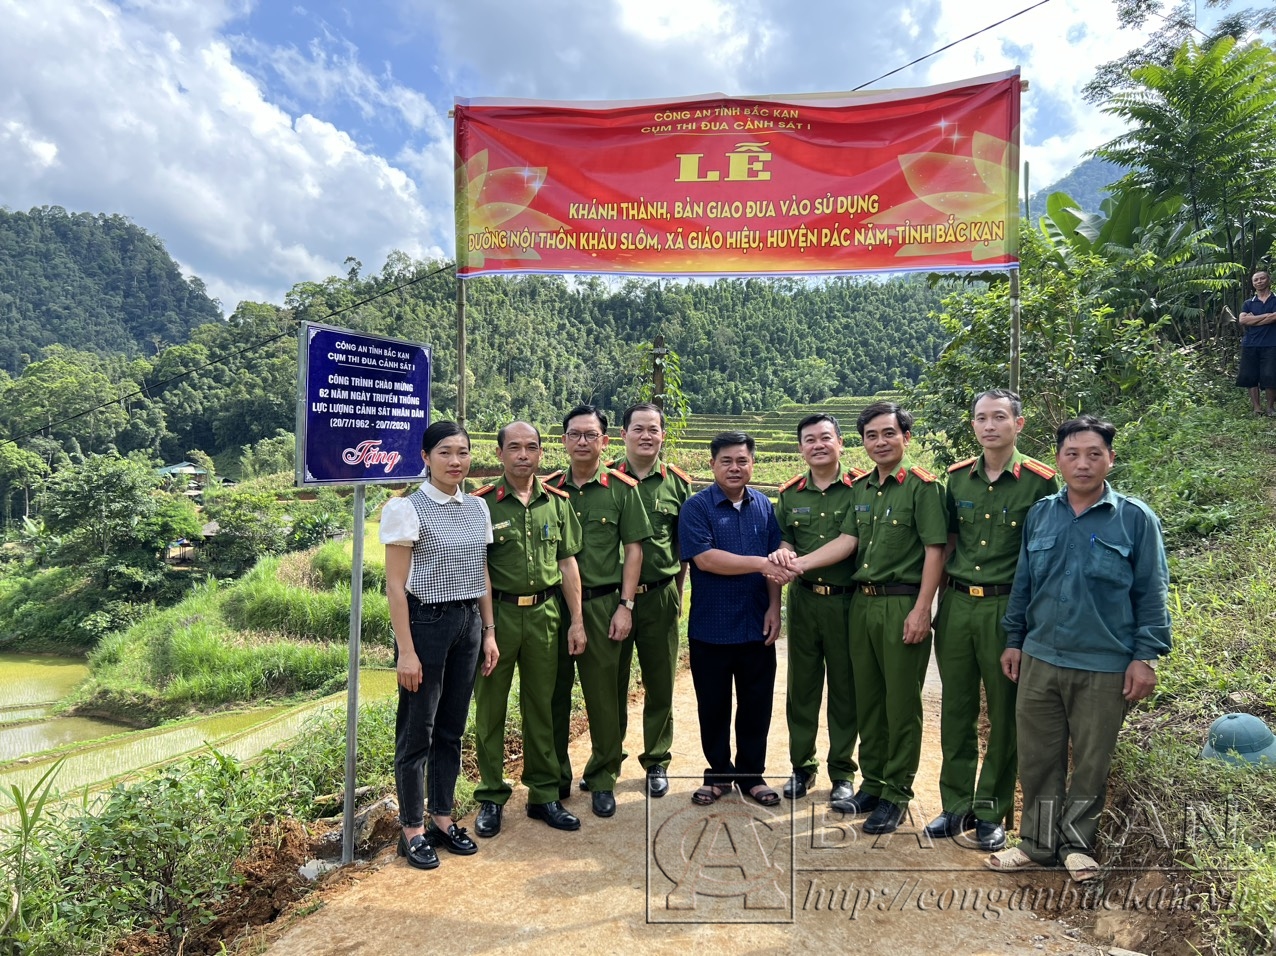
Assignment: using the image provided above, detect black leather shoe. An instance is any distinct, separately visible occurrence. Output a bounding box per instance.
[591,789,616,817]
[474,801,503,838]
[863,799,907,834]
[427,820,478,855]
[829,779,854,803]
[974,819,1007,851]
[924,810,976,839]
[830,789,879,815]
[527,800,581,831]
[646,766,669,798]
[397,832,440,870]
[578,778,590,792]
[783,769,815,800]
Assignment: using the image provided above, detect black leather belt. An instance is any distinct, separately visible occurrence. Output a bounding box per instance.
[407,594,479,609]
[580,582,621,602]
[858,583,922,597]
[798,579,853,596]
[948,580,1014,598]
[635,575,676,595]
[492,586,560,607]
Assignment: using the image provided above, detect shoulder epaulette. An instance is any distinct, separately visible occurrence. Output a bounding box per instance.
[910,465,939,483]
[846,467,868,482]
[542,483,571,499]
[1022,459,1057,480]
[607,458,623,471]
[667,463,692,483]
[608,467,639,487]
[471,484,496,497]
[948,457,977,474]
[544,469,564,484]
[778,473,804,493]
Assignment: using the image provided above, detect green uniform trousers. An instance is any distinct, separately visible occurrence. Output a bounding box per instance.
[786,585,857,781]
[849,592,931,807]
[934,590,1018,823]
[473,598,562,806]
[617,579,680,771]
[1015,654,1129,865]
[553,594,626,791]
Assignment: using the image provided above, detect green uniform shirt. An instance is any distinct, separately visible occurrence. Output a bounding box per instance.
[550,464,652,588]
[774,468,864,588]
[476,476,582,594]
[945,449,1061,586]
[839,456,948,584]
[610,457,692,583]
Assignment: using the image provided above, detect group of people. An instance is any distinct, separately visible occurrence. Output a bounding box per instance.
[382,391,1171,883]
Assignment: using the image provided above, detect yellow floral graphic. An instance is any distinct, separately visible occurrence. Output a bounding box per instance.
[456,150,569,269]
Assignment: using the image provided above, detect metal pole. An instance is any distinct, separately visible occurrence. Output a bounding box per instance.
[341,483,367,865]
[651,334,666,411]
[456,278,467,426]
[1010,269,1021,394]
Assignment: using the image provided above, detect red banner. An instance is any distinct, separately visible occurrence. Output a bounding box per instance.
[454,71,1020,278]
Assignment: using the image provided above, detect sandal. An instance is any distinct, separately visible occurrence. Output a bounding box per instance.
[984,846,1037,871]
[746,784,781,807]
[1062,851,1100,883]
[691,783,729,806]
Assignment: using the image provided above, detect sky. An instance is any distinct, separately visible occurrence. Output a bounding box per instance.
[0,0,1210,313]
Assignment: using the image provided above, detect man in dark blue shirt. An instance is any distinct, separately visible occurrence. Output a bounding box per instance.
[679,431,789,807]
[1238,270,1276,416]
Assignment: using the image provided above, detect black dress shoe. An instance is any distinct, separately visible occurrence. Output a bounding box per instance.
[527,800,581,831]
[427,820,478,855]
[475,801,503,838]
[924,810,976,839]
[974,819,1007,851]
[830,789,879,815]
[829,779,854,803]
[591,789,616,817]
[646,766,669,798]
[863,799,907,834]
[397,832,440,870]
[578,778,590,792]
[783,769,815,800]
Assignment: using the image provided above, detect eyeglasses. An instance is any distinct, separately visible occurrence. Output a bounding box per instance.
[565,431,602,443]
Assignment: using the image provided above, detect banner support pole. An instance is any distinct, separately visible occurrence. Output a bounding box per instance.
[341,484,366,865]
[456,277,467,426]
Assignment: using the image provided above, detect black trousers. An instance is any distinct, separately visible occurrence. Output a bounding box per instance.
[689,638,777,791]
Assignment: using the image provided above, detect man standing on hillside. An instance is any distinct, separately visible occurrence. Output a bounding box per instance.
[927,390,1059,853]
[990,415,1170,881]
[773,413,866,805]
[549,405,652,819]
[471,422,587,837]
[769,401,947,833]
[608,403,692,798]
[1238,269,1276,417]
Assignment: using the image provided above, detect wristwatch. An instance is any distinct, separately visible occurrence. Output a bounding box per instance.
[619,597,636,610]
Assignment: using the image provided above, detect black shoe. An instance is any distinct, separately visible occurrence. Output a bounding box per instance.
[427,820,478,855]
[591,789,616,817]
[974,819,1007,851]
[923,810,976,839]
[830,789,879,815]
[646,766,669,798]
[527,800,581,831]
[829,779,854,803]
[783,769,816,800]
[863,800,907,835]
[474,801,503,838]
[578,778,590,792]
[397,832,440,870]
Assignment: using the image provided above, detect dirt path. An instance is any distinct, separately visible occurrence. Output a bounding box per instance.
[263,642,1106,956]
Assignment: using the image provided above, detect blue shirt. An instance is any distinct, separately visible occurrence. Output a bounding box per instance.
[679,483,781,645]
[1002,483,1171,672]
[1241,293,1276,348]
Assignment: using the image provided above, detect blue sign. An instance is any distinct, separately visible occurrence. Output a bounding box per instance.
[296,324,432,486]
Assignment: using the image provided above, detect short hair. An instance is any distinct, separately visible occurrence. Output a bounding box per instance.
[422,420,469,454]
[971,388,1023,418]
[796,413,841,441]
[856,400,913,436]
[622,402,665,430]
[710,431,755,459]
[496,421,542,449]
[1056,415,1116,450]
[562,404,608,433]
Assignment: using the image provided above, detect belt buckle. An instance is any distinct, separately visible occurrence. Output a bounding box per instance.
[635,583,649,595]
[968,585,985,598]
[860,585,876,596]
[813,584,831,596]
[517,594,536,607]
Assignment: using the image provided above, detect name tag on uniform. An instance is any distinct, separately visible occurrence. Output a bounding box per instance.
[491,519,512,531]
[791,507,811,514]
[957,500,975,509]
[854,504,871,512]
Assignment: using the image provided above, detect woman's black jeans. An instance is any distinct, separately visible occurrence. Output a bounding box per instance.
[395,596,481,826]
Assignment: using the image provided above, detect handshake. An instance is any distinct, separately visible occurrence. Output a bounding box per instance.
[761,548,804,584]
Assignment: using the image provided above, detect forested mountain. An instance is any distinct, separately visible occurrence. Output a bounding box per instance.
[1026,157,1127,219]
[0,206,223,375]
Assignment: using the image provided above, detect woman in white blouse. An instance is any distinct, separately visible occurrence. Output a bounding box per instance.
[380,421,498,870]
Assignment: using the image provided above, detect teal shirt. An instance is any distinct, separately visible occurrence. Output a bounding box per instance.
[1002,483,1171,672]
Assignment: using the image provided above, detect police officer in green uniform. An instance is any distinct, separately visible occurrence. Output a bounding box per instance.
[550,404,652,818]
[609,402,692,799]
[925,389,1059,852]
[773,413,867,805]
[471,422,587,838]
[771,400,947,834]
